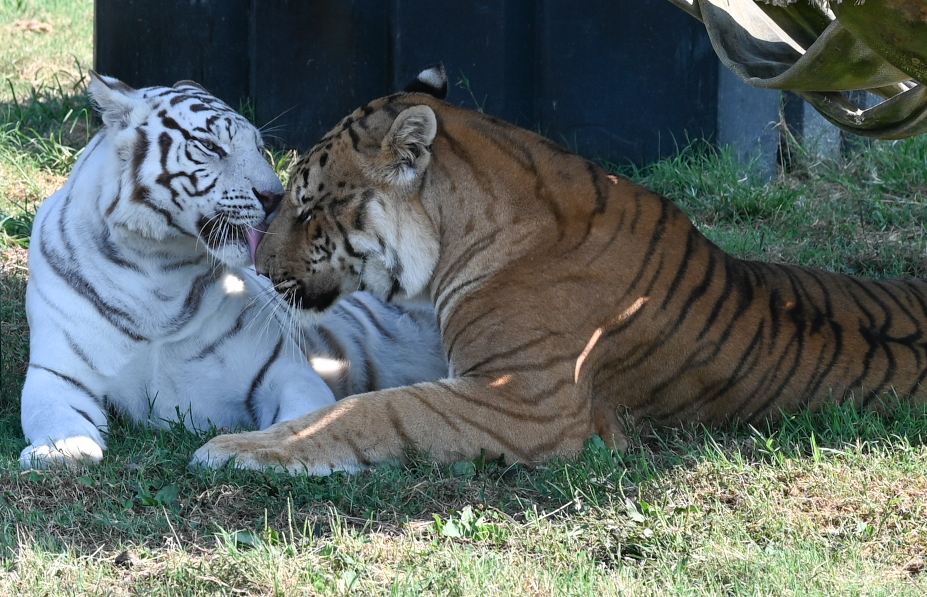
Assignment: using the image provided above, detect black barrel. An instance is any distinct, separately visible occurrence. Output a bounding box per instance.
[95,0,718,165]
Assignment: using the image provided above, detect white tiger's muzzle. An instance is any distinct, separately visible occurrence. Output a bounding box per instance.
[198,177,283,267]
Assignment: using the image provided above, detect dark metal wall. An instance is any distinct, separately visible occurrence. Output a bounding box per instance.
[95,0,718,165]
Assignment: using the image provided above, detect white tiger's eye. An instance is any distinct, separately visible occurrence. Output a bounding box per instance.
[195,138,226,158]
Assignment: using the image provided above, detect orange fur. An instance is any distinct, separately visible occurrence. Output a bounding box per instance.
[193,91,927,474]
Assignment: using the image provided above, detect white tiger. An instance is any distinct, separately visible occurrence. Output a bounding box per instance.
[20,72,447,469]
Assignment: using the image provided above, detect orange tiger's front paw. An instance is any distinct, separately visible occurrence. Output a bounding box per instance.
[190,430,301,473]
[189,429,362,476]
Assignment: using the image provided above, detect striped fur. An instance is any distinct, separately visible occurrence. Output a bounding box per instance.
[192,65,926,475]
[20,73,446,469]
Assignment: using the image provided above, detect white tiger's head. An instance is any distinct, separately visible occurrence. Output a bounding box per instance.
[88,72,282,267]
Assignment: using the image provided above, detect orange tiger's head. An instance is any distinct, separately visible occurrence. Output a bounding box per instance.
[256,66,449,316]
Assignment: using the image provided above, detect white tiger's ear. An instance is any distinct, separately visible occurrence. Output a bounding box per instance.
[379,105,437,185]
[88,71,139,130]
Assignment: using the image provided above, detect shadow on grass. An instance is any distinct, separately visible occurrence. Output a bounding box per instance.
[0,245,29,412]
[0,392,923,559]
[0,90,96,423]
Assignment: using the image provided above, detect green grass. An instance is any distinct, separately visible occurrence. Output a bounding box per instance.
[0,406,923,595]
[1,1,926,594]
[613,137,927,278]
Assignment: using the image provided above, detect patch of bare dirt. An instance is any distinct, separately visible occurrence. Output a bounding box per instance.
[12,20,53,34]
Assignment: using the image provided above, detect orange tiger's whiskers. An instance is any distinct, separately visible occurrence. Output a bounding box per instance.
[574,296,649,383]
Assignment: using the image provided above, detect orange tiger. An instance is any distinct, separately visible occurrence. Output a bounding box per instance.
[192,64,927,474]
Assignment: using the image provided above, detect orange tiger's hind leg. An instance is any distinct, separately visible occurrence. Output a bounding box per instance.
[190,377,598,474]
[592,398,629,452]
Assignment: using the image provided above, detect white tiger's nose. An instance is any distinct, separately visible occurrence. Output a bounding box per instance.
[253,188,282,216]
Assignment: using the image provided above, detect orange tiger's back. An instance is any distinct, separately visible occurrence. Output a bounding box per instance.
[429,113,927,430]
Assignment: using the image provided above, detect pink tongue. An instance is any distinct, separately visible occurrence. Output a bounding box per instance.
[246,224,268,266]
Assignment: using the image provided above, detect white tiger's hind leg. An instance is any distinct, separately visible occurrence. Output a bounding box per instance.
[19,368,108,469]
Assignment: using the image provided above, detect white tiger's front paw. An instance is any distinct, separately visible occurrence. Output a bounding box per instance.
[20,436,105,469]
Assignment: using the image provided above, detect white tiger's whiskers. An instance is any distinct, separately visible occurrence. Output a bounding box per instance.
[259,133,287,145]
[195,212,231,278]
[194,212,223,253]
[259,106,298,134]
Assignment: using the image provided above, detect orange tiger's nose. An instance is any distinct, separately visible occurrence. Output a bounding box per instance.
[253,188,282,216]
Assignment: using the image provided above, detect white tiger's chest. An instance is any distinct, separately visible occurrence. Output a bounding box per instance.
[99,269,284,424]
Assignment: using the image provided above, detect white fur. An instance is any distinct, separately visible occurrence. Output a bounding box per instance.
[20,75,447,469]
[358,199,439,300]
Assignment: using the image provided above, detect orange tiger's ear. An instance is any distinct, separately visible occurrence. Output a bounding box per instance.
[378,105,437,185]
[88,71,139,130]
